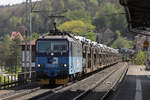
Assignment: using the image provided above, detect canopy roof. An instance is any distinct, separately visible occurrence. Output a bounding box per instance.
[120,0,150,29]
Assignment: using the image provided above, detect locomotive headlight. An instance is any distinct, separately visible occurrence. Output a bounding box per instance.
[38,64,41,67]
[60,64,67,67]
[51,53,54,56]
[64,64,67,67]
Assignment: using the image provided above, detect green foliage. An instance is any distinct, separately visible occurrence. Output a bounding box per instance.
[0,0,131,39]
[65,9,91,23]
[68,0,85,10]
[7,37,21,66]
[111,30,133,48]
[134,51,147,65]
[0,35,11,66]
[93,2,127,33]
[32,13,43,33]
[111,37,133,48]
[32,32,40,40]
[89,0,99,6]
[58,20,96,41]
[116,30,121,38]
[9,16,23,29]
[0,74,18,84]
[0,76,9,84]
[0,35,21,73]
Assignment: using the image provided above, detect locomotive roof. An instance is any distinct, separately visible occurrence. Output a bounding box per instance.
[39,35,76,42]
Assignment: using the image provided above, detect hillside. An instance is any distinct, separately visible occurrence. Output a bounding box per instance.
[0,0,134,42]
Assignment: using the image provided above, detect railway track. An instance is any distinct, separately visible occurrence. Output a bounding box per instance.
[1,63,127,100]
[73,62,128,100]
[3,79,75,100]
[100,63,128,100]
[26,62,127,100]
[0,82,40,100]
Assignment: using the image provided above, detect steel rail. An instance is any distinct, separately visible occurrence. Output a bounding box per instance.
[100,64,128,100]
[0,82,38,99]
[35,64,118,100]
[17,81,75,100]
[31,63,121,100]
[2,87,40,100]
[72,64,122,100]
[8,63,121,100]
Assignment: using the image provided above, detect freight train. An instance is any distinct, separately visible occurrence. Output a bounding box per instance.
[119,48,135,61]
[35,31,120,85]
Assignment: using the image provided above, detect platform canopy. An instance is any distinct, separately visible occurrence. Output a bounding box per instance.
[120,0,150,29]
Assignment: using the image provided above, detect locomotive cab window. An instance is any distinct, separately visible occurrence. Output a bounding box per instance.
[53,45,67,51]
[37,41,51,53]
[52,40,68,52]
[36,39,68,53]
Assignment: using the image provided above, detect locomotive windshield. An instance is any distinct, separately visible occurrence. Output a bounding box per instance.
[37,41,51,53]
[52,40,68,52]
[54,45,67,51]
[36,40,68,53]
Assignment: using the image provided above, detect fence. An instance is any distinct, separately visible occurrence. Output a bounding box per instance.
[0,71,36,89]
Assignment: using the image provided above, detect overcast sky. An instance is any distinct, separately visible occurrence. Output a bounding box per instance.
[0,0,39,5]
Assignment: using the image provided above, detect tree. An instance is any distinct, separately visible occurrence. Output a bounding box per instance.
[66,0,85,10]
[134,50,147,65]
[32,32,40,40]
[0,35,22,73]
[5,36,21,73]
[32,13,43,33]
[58,20,96,41]
[65,9,91,23]
[9,16,22,29]
[111,30,133,48]
[89,0,99,6]
[93,2,127,33]
[0,35,11,70]
[116,30,121,38]
[0,43,10,66]
[111,37,133,48]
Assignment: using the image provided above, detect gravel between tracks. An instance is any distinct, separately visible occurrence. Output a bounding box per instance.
[14,88,52,100]
[0,82,39,100]
[80,63,128,100]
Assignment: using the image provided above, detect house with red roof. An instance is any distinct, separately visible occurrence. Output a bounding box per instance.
[10,31,36,71]
[10,32,24,41]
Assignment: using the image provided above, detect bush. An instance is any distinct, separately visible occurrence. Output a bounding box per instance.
[111,37,133,48]
[134,50,147,65]
[0,75,9,84]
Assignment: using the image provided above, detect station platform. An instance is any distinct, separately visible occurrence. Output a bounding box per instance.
[110,65,150,100]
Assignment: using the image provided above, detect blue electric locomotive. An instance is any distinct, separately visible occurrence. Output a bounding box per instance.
[35,34,83,84]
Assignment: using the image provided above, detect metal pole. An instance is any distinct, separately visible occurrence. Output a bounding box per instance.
[24,0,29,79]
[29,0,32,79]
